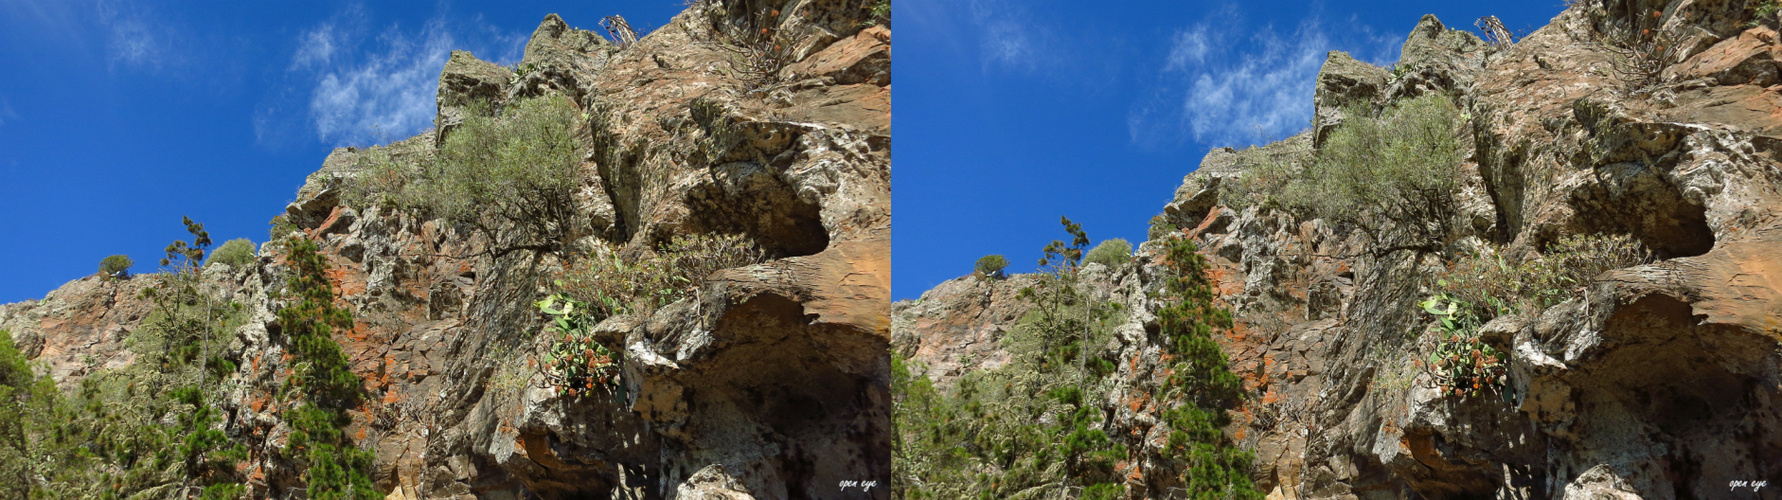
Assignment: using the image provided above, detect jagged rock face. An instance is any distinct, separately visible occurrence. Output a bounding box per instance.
[2,2,888,499]
[889,273,1038,388]
[896,2,1782,499]
[0,275,156,385]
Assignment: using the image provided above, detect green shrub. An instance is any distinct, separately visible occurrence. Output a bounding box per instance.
[340,147,421,211]
[1282,94,1464,251]
[557,233,764,322]
[1151,237,1258,498]
[0,222,261,498]
[973,254,1008,278]
[274,236,378,498]
[1083,239,1131,269]
[1219,157,1299,212]
[535,294,627,401]
[1415,294,1508,399]
[277,236,362,408]
[207,238,255,269]
[1439,233,1653,320]
[269,214,300,242]
[98,255,133,277]
[394,95,583,255]
[1147,214,1178,241]
[894,222,1257,499]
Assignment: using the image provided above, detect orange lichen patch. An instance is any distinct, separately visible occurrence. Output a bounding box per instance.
[323,267,367,298]
[1261,389,1281,405]
[383,389,402,404]
[248,394,269,412]
[251,354,263,373]
[1187,206,1226,240]
[1127,392,1150,412]
[1224,321,1251,343]
[343,320,377,342]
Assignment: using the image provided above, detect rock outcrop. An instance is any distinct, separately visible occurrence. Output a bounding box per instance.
[896,1,1782,498]
[3,2,889,499]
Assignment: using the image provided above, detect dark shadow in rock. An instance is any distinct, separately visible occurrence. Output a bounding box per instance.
[1567,162,1715,259]
[676,293,888,500]
[684,162,829,258]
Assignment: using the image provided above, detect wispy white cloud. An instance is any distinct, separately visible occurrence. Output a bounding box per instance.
[308,21,456,145]
[1132,11,1401,149]
[277,6,527,147]
[292,24,340,69]
[965,0,1052,74]
[0,97,17,126]
[1163,27,1211,72]
[93,0,177,71]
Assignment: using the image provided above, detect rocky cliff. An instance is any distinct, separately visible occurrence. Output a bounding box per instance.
[1,1,889,498]
[895,1,1781,498]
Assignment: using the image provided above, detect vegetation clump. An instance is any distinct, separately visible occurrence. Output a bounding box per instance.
[98,254,133,277]
[1083,239,1131,269]
[207,238,255,269]
[344,95,585,257]
[0,219,250,499]
[973,254,1008,279]
[893,220,1258,499]
[1414,233,1652,401]
[534,294,626,401]
[1437,233,1653,321]
[275,235,378,499]
[1147,214,1178,241]
[1285,94,1465,252]
[1415,294,1508,399]
[556,232,764,322]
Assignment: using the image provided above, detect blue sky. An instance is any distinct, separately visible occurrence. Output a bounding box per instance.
[892,0,1568,300]
[0,1,685,304]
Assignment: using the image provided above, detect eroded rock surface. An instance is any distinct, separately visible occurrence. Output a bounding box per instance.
[4,3,888,499]
[897,1,1782,498]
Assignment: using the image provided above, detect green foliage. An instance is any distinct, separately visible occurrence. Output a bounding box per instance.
[1438,233,1653,320]
[277,237,362,408]
[1147,214,1178,241]
[1755,0,1780,27]
[98,255,133,277]
[535,294,627,401]
[1083,239,1131,269]
[161,216,213,269]
[274,236,377,499]
[557,233,764,322]
[207,238,256,269]
[864,0,891,27]
[1218,156,1300,213]
[269,214,299,242]
[1150,236,1258,499]
[894,230,1259,499]
[352,95,583,255]
[1154,238,1243,409]
[894,219,1131,498]
[1282,94,1464,251]
[0,219,255,498]
[284,405,377,500]
[1038,216,1089,270]
[0,329,34,499]
[973,254,1008,279]
[1414,295,1508,399]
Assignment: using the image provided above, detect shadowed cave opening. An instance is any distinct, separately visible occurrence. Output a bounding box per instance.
[683,162,830,259]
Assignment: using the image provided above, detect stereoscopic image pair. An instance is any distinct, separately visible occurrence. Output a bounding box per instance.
[2,0,1778,498]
